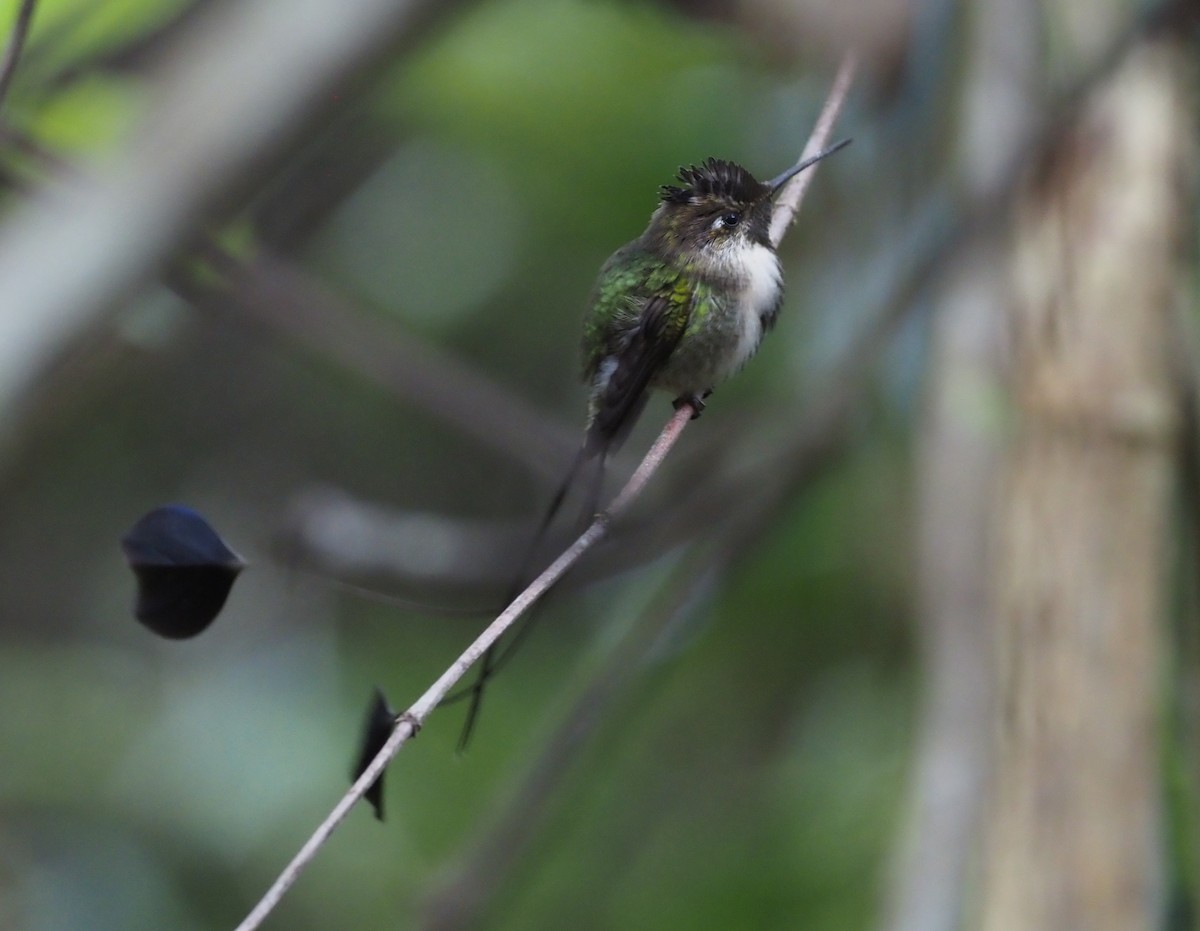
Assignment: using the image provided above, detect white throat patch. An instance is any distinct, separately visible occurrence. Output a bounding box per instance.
[740,242,782,319]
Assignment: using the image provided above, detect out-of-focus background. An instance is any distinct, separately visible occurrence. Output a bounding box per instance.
[0,0,1195,929]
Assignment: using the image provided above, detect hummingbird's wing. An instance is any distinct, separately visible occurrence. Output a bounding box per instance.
[584,287,690,457]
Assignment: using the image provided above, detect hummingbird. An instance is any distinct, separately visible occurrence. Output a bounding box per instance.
[453,139,851,747]
[581,139,851,457]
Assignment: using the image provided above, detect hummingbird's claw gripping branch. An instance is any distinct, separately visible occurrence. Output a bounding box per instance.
[673,394,708,418]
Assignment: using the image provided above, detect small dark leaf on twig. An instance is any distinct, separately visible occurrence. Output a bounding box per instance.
[121,505,246,639]
[353,687,396,821]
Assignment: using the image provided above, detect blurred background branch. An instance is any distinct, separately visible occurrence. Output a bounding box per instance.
[0,0,471,446]
[0,0,37,110]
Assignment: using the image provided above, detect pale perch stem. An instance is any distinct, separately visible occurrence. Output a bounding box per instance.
[233,404,694,931]
[769,52,857,247]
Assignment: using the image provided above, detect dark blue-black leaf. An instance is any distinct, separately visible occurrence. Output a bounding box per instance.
[121,505,245,639]
[353,687,396,821]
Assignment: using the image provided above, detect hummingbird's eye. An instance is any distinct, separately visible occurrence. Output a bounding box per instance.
[715,212,741,230]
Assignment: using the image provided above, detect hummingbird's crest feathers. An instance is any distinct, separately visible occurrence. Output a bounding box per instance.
[659,158,767,206]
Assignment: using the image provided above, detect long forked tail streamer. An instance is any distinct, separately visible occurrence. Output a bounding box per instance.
[449,445,606,749]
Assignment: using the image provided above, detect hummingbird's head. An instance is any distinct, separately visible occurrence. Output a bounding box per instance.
[646,141,850,268]
[653,158,775,259]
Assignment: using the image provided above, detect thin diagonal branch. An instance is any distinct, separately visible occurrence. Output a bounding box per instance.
[234,404,695,931]
[770,52,857,246]
[0,0,37,112]
[424,547,721,929]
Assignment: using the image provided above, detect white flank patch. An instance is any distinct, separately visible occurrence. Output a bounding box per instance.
[593,356,618,397]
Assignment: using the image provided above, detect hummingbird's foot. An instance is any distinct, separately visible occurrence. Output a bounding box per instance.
[673,393,709,419]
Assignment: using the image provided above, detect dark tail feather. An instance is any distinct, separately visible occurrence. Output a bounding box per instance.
[455,386,648,746]
[529,445,592,557]
[453,444,607,751]
[579,448,607,533]
[454,644,495,751]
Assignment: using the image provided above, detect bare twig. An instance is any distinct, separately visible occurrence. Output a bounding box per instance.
[769,52,857,246]
[0,0,37,112]
[424,547,721,929]
[234,404,695,931]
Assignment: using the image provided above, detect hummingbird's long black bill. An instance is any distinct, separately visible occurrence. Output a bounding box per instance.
[767,137,852,194]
